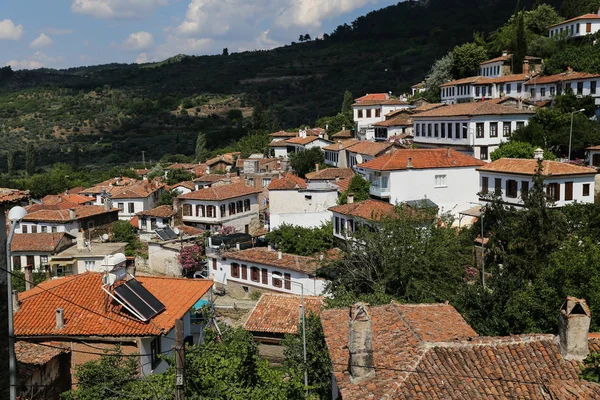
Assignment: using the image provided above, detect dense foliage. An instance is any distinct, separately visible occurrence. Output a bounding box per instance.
[111,220,141,257]
[338,175,370,205]
[490,141,556,161]
[265,222,334,256]
[289,148,325,178]
[177,244,205,275]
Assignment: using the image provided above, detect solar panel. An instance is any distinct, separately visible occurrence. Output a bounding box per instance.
[114,279,165,321]
[163,226,178,240]
[155,229,170,241]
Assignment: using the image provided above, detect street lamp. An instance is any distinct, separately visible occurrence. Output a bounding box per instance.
[569,109,586,161]
[6,205,27,400]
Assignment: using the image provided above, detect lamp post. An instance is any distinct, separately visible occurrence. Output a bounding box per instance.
[6,206,27,400]
[569,108,586,161]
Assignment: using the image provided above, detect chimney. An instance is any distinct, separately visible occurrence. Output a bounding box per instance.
[567,66,573,74]
[24,265,33,291]
[277,251,282,260]
[446,148,451,158]
[534,148,544,161]
[225,173,231,183]
[45,265,51,281]
[55,308,65,330]
[77,229,86,250]
[315,163,320,173]
[12,290,19,313]
[523,59,530,75]
[268,244,272,252]
[349,303,375,382]
[502,50,508,57]
[338,140,343,150]
[347,193,354,204]
[558,297,591,361]
[68,208,76,220]
[342,125,345,131]
[407,157,413,169]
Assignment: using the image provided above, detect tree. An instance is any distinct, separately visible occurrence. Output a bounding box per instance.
[341,90,353,115]
[251,101,269,133]
[177,244,205,275]
[289,147,324,178]
[490,141,556,161]
[157,189,180,206]
[338,175,370,204]
[298,34,305,42]
[7,151,14,174]
[265,222,334,256]
[72,143,80,168]
[424,52,454,95]
[236,133,270,158]
[11,270,47,292]
[195,132,209,163]
[166,168,194,185]
[304,33,311,41]
[451,43,488,79]
[111,220,139,256]
[147,163,164,180]
[581,352,600,383]
[282,313,333,400]
[513,10,527,74]
[25,142,35,176]
[222,47,229,56]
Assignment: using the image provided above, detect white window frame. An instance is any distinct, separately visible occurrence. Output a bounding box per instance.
[434,174,447,188]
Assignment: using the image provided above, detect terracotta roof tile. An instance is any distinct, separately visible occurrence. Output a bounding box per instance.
[169,181,196,191]
[329,199,396,222]
[221,247,319,275]
[0,188,29,204]
[244,293,324,334]
[346,141,393,157]
[268,139,289,147]
[334,177,352,192]
[16,341,66,366]
[42,193,92,206]
[165,163,198,170]
[331,129,353,138]
[352,99,410,106]
[586,145,600,150]
[440,76,488,87]
[267,173,307,190]
[358,149,485,171]
[479,54,541,65]
[355,93,389,102]
[206,152,239,166]
[478,158,597,176]
[529,71,600,85]
[193,174,229,183]
[373,114,414,127]
[269,130,298,138]
[22,205,118,223]
[129,215,139,228]
[179,183,262,201]
[175,224,205,236]
[137,205,176,218]
[305,168,355,180]
[11,232,72,253]
[549,13,600,28]
[80,179,164,199]
[285,136,322,145]
[322,139,360,152]
[15,273,213,337]
[413,103,446,113]
[413,102,535,117]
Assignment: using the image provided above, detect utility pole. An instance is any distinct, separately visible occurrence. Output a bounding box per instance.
[142,151,146,169]
[175,319,185,400]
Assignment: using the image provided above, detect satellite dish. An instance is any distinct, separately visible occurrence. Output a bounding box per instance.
[102,233,109,241]
[355,154,363,164]
[173,227,180,235]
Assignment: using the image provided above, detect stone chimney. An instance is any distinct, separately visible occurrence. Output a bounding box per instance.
[502,50,508,57]
[55,308,65,330]
[347,193,354,204]
[338,140,343,150]
[315,163,319,173]
[349,303,375,382]
[12,290,19,313]
[68,208,76,220]
[277,251,282,260]
[446,148,451,158]
[558,297,591,361]
[534,148,544,161]
[77,229,86,250]
[268,244,272,252]
[523,59,530,75]
[407,157,413,169]
[24,265,33,291]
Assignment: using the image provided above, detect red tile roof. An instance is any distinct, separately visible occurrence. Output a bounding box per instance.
[179,182,262,201]
[169,181,196,191]
[137,205,176,218]
[305,168,355,180]
[80,179,165,199]
[528,71,600,85]
[244,293,324,335]
[206,152,239,166]
[42,193,91,206]
[269,130,298,138]
[549,13,600,28]
[285,136,321,145]
[331,129,353,138]
[165,163,198,170]
[334,177,352,192]
[193,174,229,183]
[268,139,289,147]
[346,141,393,157]
[373,114,414,127]
[221,247,319,275]
[586,145,600,151]
[175,224,205,236]
[15,273,213,337]
[478,158,597,176]
[352,99,410,106]
[413,103,446,113]
[322,139,360,152]
[413,102,535,117]
[0,188,29,204]
[329,199,396,222]
[440,76,487,87]
[129,215,139,228]
[16,341,66,366]
[355,93,389,102]
[11,232,72,253]
[22,205,118,223]
[479,54,541,65]
[267,173,307,190]
[358,148,485,171]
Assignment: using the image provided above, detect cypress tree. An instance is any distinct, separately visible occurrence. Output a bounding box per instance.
[513,10,527,74]
[195,132,208,163]
[341,90,353,115]
[25,142,35,176]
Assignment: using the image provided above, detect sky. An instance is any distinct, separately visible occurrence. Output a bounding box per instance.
[0,0,398,70]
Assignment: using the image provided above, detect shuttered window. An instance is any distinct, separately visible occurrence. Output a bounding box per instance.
[565,182,573,201]
[284,273,291,290]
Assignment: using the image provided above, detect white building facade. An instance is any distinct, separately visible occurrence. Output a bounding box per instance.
[548,14,600,39]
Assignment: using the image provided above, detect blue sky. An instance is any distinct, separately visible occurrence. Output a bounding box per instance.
[0,0,398,70]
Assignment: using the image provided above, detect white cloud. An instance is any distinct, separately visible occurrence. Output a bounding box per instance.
[275,0,378,28]
[0,19,24,40]
[122,31,154,51]
[236,29,280,52]
[30,33,54,49]
[135,53,149,64]
[46,27,73,35]
[6,59,43,70]
[71,0,168,19]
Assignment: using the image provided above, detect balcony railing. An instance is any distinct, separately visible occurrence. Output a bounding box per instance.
[369,176,390,197]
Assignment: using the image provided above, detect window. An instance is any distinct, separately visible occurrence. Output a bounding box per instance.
[482,86,487,97]
[183,204,192,216]
[462,123,468,139]
[506,180,518,198]
[244,199,250,212]
[499,84,504,94]
[231,263,240,278]
[416,124,420,136]
[251,267,260,282]
[476,123,484,138]
[546,183,560,202]
[434,124,439,138]
[340,218,346,235]
[348,219,354,233]
[517,83,522,93]
[506,84,512,94]
[495,178,502,195]
[375,109,381,118]
[304,195,312,200]
[261,268,268,284]
[84,260,95,270]
[31,225,37,233]
[117,202,124,211]
[592,81,597,95]
[262,178,271,188]
[489,122,498,138]
[52,226,58,233]
[241,264,247,280]
[196,204,204,217]
[481,177,489,194]
[455,123,460,139]
[480,146,488,161]
[220,204,226,218]
[150,337,161,369]
[503,122,511,137]
[22,225,28,233]
[577,82,583,95]
[516,121,525,130]
[128,203,135,214]
[577,23,580,33]
[447,123,453,139]
[428,123,432,137]
[475,86,480,97]
[334,216,340,234]
[41,226,48,233]
[40,255,48,266]
[56,264,73,277]
[12,256,21,270]
[272,272,282,288]
[229,202,236,215]
[434,175,447,188]
[236,201,243,213]
[565,181,573,201]
[521,181,529,198]
[587,23,592,33]
[550,86,556,96]
[530,88,535,98]
[441,123,446,138]
[207,205,215,218]
[212,258,217,270]
[26,255,34,267]
[583,183,591,196]
[358,110,363,118]
[541,88,546,97]
[366,109,371,118]
[284,273,291,290]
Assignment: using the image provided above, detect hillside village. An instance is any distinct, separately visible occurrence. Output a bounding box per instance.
[8,2,600,400]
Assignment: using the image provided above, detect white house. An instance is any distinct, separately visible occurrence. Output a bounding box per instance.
[478,54,542,78]
[16,205,119,237]
[357,148,485,218]
[440,74,531,105]
[548,12,600,39]
[213,247,328,296]
[267,173,338,229]
[586,145,600,167]
[137,205,177,241]
[168,181,195,195]
[178,182,262,234]
[345,141,394,169]
[10,232,74,272]
[353,97,415,138]
[328,198,396,241]
[323,140,359,168]
[305,167,355,189]
[411,82,426,97]
[268,134,331,160]
[412,102,534,161]
[477,156,596,208]
[372,113,414,141]
[526,70,600,105]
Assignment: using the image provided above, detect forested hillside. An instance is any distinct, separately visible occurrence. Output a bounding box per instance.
[0,0,571,171]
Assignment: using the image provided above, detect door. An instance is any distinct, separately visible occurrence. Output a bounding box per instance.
[26,255,35,268]
[593,154,600,167]
[244,225,249,234]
